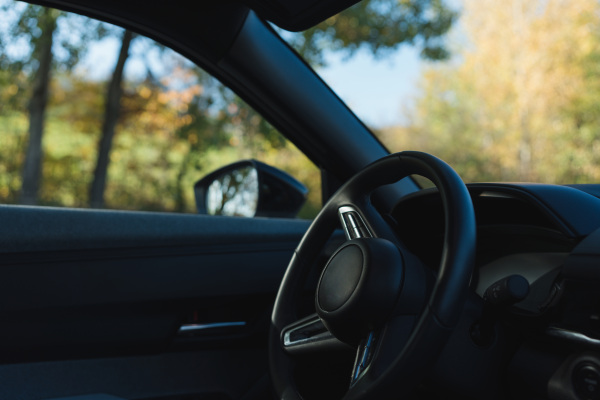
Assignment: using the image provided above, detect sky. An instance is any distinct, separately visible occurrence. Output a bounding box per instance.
[77,33,425,130]
[318,47,422,128]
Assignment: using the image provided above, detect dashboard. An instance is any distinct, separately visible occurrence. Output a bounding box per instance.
[390,183,600,400]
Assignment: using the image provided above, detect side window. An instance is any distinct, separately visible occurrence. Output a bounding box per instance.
[0,2,321,219]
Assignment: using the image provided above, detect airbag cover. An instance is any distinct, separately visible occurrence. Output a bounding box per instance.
[318,244,363,311]
[316,238,404,344]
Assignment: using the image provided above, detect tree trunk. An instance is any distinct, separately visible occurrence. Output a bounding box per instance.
[19,9,57,205]
[174,150,194,213]
[89,29,133,208]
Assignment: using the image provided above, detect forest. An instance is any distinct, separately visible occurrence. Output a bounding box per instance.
[383,0,600,185]
[0,0,454,218]
[1,0,599,218]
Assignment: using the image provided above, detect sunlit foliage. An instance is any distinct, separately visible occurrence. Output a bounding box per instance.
[0,0,460,217]
[381,0,600,184]
[0,1,323,217]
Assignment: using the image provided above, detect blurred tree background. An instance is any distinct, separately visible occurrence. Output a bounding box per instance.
[4,0,600,219]
[380,0,600,184]
[0,0,456,218]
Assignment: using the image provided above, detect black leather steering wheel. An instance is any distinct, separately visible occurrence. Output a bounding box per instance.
[269,151,476,399]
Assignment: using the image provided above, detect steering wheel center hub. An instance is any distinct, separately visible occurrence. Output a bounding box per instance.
[317,244,364,312]
[315,238,404,344]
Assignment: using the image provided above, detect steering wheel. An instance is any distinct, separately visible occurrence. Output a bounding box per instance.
[269,151,476,399]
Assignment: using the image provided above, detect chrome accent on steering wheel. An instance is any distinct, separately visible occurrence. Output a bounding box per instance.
[351,331,376,384]
[283,314,332,347]
[338,206,373,240]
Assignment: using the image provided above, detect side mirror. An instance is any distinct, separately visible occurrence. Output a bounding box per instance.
[194,160,308,218]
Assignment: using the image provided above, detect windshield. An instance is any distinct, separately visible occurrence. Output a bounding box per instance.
[284,0,600,185]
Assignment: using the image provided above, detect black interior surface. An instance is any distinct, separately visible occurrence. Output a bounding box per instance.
[3,180,600,400]
[385,183,600,399]
[0,206,312,399]
[390,183,600,270]
[0,350,266,400]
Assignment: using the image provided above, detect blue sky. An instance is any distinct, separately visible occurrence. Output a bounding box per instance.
[318,47,422,128]
[77,34,425,130]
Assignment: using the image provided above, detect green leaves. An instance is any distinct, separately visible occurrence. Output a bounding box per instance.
[0,0,458,215]
[288,0,457,65]
[383,0,600,185]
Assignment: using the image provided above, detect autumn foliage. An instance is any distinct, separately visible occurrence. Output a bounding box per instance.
[381,0,600,185]
[0,0,457,217]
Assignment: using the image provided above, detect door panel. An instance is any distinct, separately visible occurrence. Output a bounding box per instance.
[0,205,312,399]
[0,349,267,400]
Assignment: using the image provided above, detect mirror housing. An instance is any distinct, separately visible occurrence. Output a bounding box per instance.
[194,160,308,218]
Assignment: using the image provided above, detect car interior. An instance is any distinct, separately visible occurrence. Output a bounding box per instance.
[2,0,600,399]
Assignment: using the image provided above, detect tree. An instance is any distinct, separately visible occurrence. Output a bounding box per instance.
[390,0,600,183]
[82,0,458,210]
[0,1,106,204]
[288,0,456,65]
[89,29,134,208]
[18,6,58,205]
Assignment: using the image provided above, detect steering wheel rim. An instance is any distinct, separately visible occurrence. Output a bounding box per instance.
[269,151,476,399]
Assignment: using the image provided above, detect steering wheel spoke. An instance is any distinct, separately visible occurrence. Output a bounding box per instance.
[350,330,377,384]
[338,206,373,240]
[281,313,350,355]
